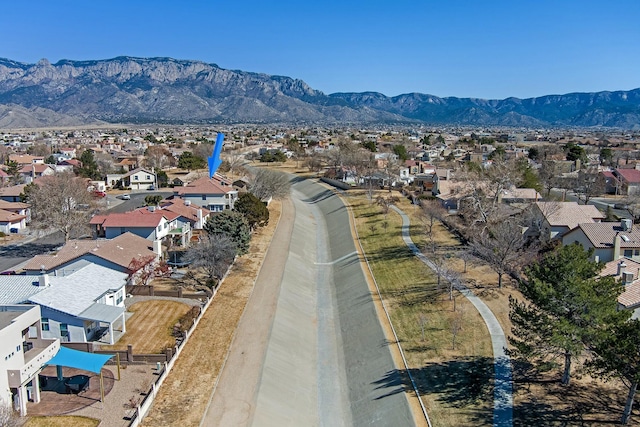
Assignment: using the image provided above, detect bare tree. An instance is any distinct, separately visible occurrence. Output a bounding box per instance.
[470,218,528,288]
[575,166,606,204]
[248,168,291,200]
[182,233,236,289]
[451,310,464,350]
[143,145,174,171]
[25,172,95,241]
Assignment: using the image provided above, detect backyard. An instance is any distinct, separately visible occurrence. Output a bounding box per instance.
[101,300,192,354]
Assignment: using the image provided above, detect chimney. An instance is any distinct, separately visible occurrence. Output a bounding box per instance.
[185,200,191,206]
[197,209,203,229]
[614,233,622,260]
[623,271,634,285]
[38,274,49,287]
[148,205,156,212]
[618,260,627,276]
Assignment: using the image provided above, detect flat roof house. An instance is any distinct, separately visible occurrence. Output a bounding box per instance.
[0,305,59,416]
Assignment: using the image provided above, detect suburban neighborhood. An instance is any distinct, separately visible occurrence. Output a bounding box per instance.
[1,124,640,426]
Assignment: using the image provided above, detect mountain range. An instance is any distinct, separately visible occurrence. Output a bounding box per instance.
[0,56,638,129]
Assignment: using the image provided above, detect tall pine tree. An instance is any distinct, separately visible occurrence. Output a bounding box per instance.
[509,244,626,385]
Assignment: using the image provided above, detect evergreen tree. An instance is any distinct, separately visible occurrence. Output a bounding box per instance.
[234,192,269,229]
[509,244,626,385]
[586,318,638,425]
[77,149,100,180]
[204,211,251,255]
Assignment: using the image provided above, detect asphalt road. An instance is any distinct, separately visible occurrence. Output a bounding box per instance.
[549,188,632,219]
[0,231,64,273]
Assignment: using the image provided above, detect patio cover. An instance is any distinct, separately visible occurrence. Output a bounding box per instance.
[45,346,114,374]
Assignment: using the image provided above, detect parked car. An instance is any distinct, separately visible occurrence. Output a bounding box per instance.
[93,190,106,198]
[120,194,131,200]
[147,185,156,191]
[9,228,18,233]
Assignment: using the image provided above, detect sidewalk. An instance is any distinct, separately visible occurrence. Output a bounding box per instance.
[391,205,513,427]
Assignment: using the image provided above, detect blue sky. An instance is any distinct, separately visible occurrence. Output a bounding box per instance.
[2,1,639,99]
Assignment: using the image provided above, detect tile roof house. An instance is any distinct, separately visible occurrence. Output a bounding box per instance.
[0,184,26,202]
[90,207,189,246]
[0,209,27,233]
[120,167,156,190]
[8,154,44,166]
[23,232,159,276]
[562,219,640,263]
[613,168,640,196]
[532,201,605,240]
[18,163,55,183]
[599,258,640,319]
[159,198,210,230]
[174,175,238,212]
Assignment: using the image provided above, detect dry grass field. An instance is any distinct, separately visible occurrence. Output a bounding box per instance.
[391,193,636,425]
[24,416,100,427]
[102,300,191,354]
[347,190,494,427]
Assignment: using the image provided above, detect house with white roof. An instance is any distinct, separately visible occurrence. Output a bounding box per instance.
[28,263,128,345]
[0,305,59,415]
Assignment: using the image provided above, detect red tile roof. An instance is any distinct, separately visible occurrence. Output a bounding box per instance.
[616,168,640,184]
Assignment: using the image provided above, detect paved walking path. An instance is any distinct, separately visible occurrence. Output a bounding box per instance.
[391,205,513,427]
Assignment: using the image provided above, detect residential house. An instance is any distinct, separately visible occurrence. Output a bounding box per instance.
[530,201,605,240]
[90,208,189,246]
[599,258,640,319]
[499,187,542,204]
[8,154,44,166]
[18,164,55,184]
[174,175,238,212]
[562,219,640,263]
[612,168,640,195]
[28,264,128,345]
[0,305,59,416]
[22,232,159,276]
[159,198,210,230]
[120,168,156,190]
[0,209,27,233]
[0,184,26,203]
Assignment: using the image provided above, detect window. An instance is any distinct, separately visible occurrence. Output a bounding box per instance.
[116,291,123,305]
[146,175,151,180]
[41,318,49,331]
[202,195,206,201]
[624,249,633,257]
[157,225,161,232]
[635,250,640,256]
[164,223,168,229]
[134,176,139,180]
[60,324,69,341]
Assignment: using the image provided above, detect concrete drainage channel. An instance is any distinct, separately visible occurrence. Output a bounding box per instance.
[250,179,415,426]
